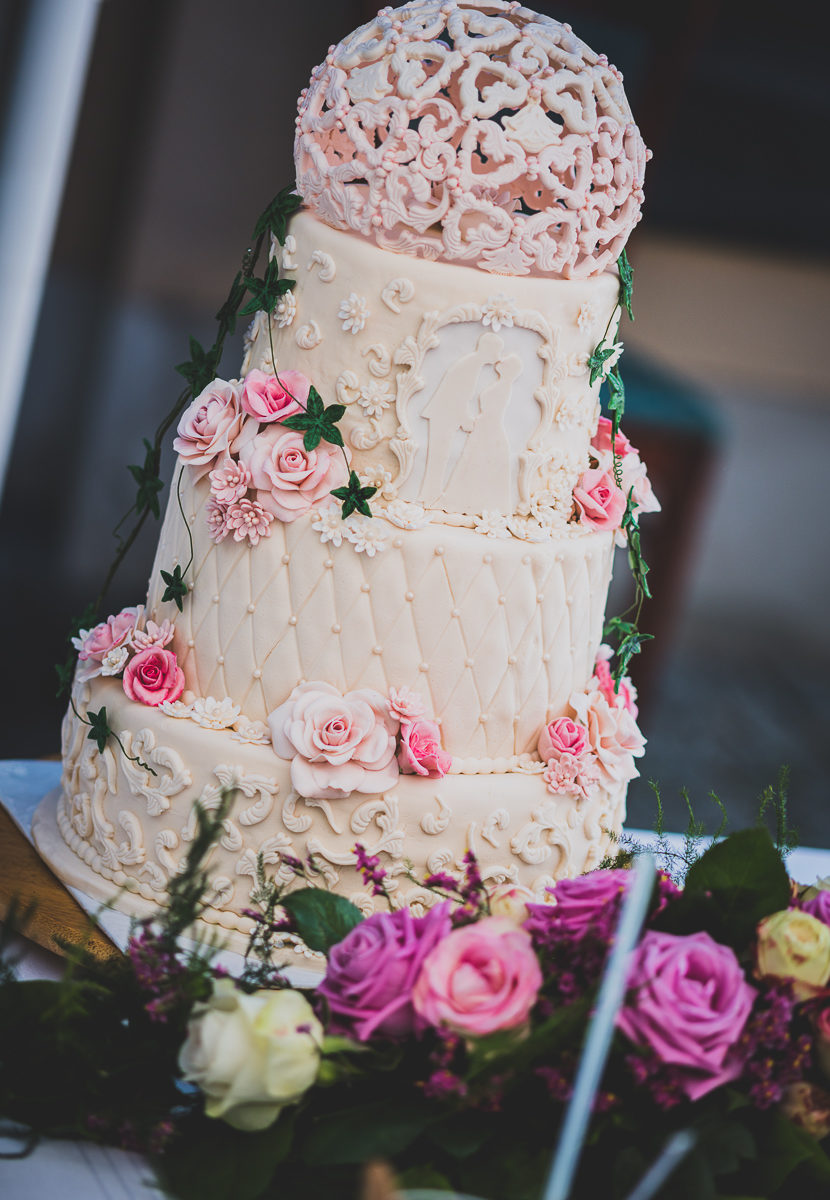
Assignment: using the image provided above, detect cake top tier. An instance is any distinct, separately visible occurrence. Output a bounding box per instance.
[295,0,648,279]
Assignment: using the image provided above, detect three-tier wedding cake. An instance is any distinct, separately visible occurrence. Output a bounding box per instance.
[35,0,658,953]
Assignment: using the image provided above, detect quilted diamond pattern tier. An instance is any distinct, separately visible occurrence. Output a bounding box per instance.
[146,475,614,758]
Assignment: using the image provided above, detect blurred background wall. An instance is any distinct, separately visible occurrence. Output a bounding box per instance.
[1,0,827,838]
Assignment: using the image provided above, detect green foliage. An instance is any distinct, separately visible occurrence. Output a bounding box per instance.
[85,706,112,754]
[162,790,237,946]
[618,247,634,320]
[330,470,377,519]
[160,564,188,612]
[300,1098,436,1166]
[281,386,345,452]
[757,766,798,856]
[127,438,164,519]
[588,338,617,386]
[607,364,625,441]
[279,888,363,954]
[175,336,223,397]
[157,1112,295,1200]
[239,257,296,318]
[252,184,302,246]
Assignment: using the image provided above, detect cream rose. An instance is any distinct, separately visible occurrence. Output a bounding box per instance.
[173,379,245,479]
[178,980,322,1131]
[569,687,645,784]
[268,681,399,800]
[756,910,830,1001]
[239,426,349,522]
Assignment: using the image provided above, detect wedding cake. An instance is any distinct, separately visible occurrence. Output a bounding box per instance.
[36,0,657,950]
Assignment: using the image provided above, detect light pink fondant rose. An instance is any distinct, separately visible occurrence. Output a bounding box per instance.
[73,607,142,683]
[387,686,426,723]
[620,451,661,516]
[593,651,638,718]
[538,716,590,762]
[241,369,309,423]
[122,647,185,707]
[173,379,245,479]
[398,719,451,779]
[412,917,542,1037]
[618,930,756,1100]
[573,467,627,530]
[267,681,399,800]
[239,426,349,523]
[591,416,634,460]
[569,687,645,784]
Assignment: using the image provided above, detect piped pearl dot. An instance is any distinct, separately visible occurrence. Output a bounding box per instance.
[187,582,194,592]
[498,595,506,605]
[187,639,195,648]
[537,594,544,603]
[542,653,551,663]
[555,553,564,562]
[361,582,371,593]
[451,608,461,618]
[508,655,517,665]
[434,545,444,556]
[324,558,334,569]
[212,595,220,604]
[566,595,573,605]
[522,555,531,565]
[483,553,492,564]
[419,662,429,672]
[217,656,224,665]
[372,646,383,655]
[393,537,403,549]
[289,615,297,626]
[332,623,341,634]
[479,713,489,723]
[282,553,290,565]
[405,591,414,601]
[465,657,474,668]
[247,603,256,613]
[253,669,262,679]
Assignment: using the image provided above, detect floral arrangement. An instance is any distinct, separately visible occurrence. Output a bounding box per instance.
[4,783,830,1200]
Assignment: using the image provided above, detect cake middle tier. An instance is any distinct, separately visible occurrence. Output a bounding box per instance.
[146,474,614,759]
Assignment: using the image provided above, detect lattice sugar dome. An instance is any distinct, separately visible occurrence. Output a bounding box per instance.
[295,0,649,277]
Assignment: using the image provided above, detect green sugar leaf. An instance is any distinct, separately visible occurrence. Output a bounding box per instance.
[252,185,302,245]
[618,247,634,320]
[175,336,222,396]
[214,271,247,337]
[607,365,625,435]
[239,259,296,318]
[127,438,164,519]
[86,707,112,754]
[588,338,616,386]
[331,470,377,519]
[160,564,188,612]
[282,387,347,453]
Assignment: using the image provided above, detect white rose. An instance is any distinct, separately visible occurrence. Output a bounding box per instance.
[178,980,323,1131]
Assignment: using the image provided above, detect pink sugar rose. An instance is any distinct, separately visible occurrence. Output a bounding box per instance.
[224,498,274,546]
[239,426,349,523]
[267,681,399,800]
[173,379,245,480]
[209,455,251,505]
[542,751,600,801]
[73,607,142,683]
[538,716,589,761]
[591,415,634,460]
[593,652,638,718]
[618,930,756,1100]
[413,917,542,1038]
[569,687,645,784]
[122,647,185,707]
[241,369,309,423]
[318,903,452,1041]
[573,467,627,531]
[398,719,451,779]
[387,686,426,723]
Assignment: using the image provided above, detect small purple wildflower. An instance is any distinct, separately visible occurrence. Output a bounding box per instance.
[126,923,188,1024]
[354,841,388,897]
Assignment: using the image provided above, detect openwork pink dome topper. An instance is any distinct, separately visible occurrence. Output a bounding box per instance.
[295,0,649,278]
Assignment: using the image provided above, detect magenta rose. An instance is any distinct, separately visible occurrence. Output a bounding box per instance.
[398,719,451,779]
[241,369,308,423]
[267,681,399,800]
[238,426,349,522]
[318,903,452,1041]
[618,930,756,1100]
[528,869,631,939]
[573,467,627,530]
[412,917,543,1037]
[538,716,589,762]
[122,647,185,707]
[173,379,244,479]
[803,891,830,927]
[73,607,142,683]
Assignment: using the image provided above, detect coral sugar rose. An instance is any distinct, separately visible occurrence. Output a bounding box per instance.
[618,930,756,1100]
[122,647,184,707]
[239,426,349,522]
[412,917,542,1037]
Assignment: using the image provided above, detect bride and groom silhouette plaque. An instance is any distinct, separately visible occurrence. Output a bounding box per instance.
[413,331,524,514]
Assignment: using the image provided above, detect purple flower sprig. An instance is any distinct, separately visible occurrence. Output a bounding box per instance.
[423,850,490,927]
[737,980,812,1109]
[126,923,189,1025]
[354,842,389,898]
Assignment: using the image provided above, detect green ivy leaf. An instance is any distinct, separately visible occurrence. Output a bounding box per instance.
[279,887,363,954]
[175,336,222,397]
[612,629,654,683]
[86,707,112,754]
[127,438,164,519]
[588,338,616,386]
[252,185,302,246]
[160,564,188,612]
[239,258,295,318]
[621,493,651,600]
[55,657,75,696]
[607,365,625,436]
[618,247,634,321]
[330,470,377,519]
[281,386,345,452]
[214,271,247,338]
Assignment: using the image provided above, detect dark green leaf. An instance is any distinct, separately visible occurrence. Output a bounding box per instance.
[239,260,295,318]
[618,247,634,320]
[175,337,222,397]
[330,470,377,519]
[156,1111,294,1200]
[588,338,616,386]
[86,707,111,754]
[252,185,302,245]
[280,887,363,953]
[748,1110,830,1193]
[282,387,347,454]
[214,272,246,337]
[160,565,188,612]
[397,1166,453,1190]
[127,438,164,519]
[607,365,625,436]
[300,1099,435,1166]
[427,1110,490,1159]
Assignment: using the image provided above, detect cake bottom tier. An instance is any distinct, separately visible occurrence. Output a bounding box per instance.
[40,679,626,958]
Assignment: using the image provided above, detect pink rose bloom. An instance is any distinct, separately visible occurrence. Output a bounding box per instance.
[573,467,627,531]
[209,455,251,505]
[173,379,245,479]
[412,917,543,1037]
[528,869,631,938]
[122,647,185,707]
[593,653,638,718]
[538,716,589,761]
[267,681,399,800]
[398,719,451,779]
[241,369,309,423]
[73,607,142,683]
[317,903,452,1041]
[591,416,634,460]
[224,498,274,546]
[543,751,600,801]
[618,930,756,1100]
[570,687,645,784]
[619,451,661,516]
[388,686,426,723]
[239,426,349,523]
